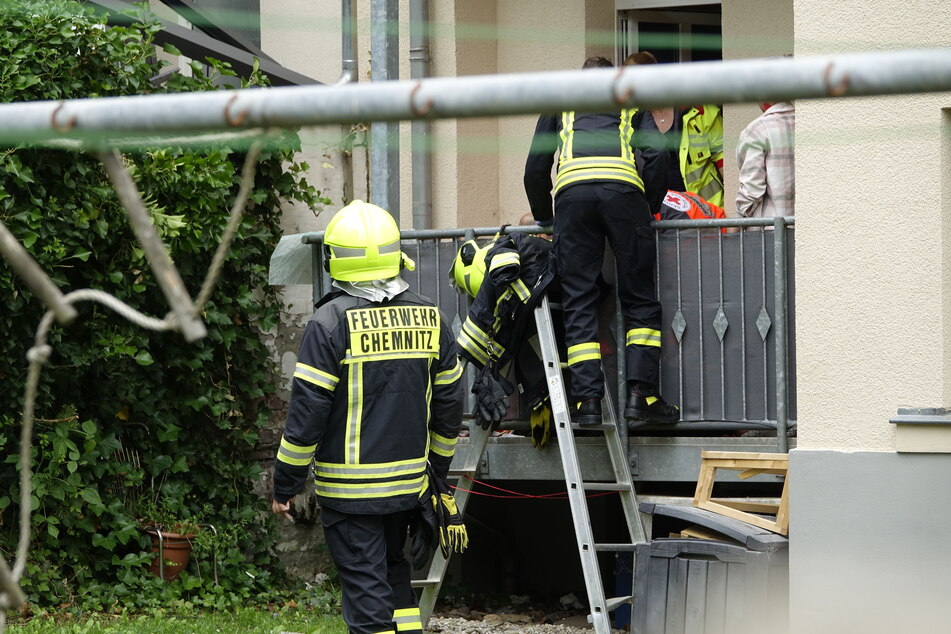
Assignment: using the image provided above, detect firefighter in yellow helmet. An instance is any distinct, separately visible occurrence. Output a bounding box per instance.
[449,230,559,446]
[271,200,465,634]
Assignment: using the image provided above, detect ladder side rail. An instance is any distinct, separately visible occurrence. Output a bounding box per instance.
[417,419,492,624]
[600,420,648,545]
[534,296,613,634]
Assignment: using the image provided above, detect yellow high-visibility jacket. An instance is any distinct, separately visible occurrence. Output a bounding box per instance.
[678,105,724,207]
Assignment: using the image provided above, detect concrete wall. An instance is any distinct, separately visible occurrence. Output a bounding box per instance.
[790,451,951,633]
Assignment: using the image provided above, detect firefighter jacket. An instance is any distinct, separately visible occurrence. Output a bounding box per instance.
[273,288,464,515]
[678,105,725,207]
[524,110,666,222]
[456,233,559,415]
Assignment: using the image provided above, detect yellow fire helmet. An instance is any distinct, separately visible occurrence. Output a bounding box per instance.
[323,200,411,282]
[450,239,493,298]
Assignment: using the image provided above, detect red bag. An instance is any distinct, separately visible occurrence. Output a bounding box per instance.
[654,190,727,233]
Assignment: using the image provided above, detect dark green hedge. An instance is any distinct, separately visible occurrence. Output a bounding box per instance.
[0,1,328,610]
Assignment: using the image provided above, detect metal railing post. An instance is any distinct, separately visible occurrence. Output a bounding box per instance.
[773,218,790,452]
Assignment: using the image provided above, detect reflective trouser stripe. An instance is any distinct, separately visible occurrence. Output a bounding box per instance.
[627,328,661,348]
[394,607,422,632]
[566,342,601,366]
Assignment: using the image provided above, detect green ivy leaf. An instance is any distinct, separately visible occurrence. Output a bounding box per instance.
[21,231,39,248]
[80,487,103,508]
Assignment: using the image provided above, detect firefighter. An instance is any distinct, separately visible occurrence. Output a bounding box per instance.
[271,200,465,634]
[523,55,679,427]
[623,52,725,207]
[449,230,558,446]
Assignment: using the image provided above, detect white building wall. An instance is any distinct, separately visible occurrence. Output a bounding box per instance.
[788,0,951,632]
[793,0,951,450]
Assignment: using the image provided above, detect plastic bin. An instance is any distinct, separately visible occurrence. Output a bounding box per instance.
[632,537,788,634]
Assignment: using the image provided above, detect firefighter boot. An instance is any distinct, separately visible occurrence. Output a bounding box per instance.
[572,398,602,426]
[624,383,679,425]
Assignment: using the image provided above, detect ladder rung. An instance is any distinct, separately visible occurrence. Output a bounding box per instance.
[568,422,614,431]
[411,577,440,587]
[448,466,478,477]
[594,543,639,552]
[583,482,628,492]
[605,595,633,611]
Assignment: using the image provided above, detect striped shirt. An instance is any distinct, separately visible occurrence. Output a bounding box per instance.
[736,102,795,219]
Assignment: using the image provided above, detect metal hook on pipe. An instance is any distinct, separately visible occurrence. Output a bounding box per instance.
[612,67,635,105]
[823,62,850,97]
[50,102,77,132]
[224,94,250,127]
[410,83,434,116]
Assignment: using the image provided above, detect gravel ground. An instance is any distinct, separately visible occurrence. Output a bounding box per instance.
[429,613,625,634]
[427,596,627,634]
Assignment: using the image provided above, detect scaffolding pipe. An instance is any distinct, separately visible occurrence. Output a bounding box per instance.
[410,0,433,229]
[0,49,947,145]
[370,0,400,219]
[336,0,357,204]
[336,0,358,86]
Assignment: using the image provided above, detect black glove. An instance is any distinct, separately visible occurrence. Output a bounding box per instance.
[471,363,513,430]
[410,490,438,570]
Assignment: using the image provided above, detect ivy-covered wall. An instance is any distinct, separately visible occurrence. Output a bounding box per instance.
[0,0,333,610]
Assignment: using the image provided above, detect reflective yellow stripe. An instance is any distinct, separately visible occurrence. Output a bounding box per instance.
[293,362,338,391]
[394,607,422,631]
[560,111,575,161]
[511,279,531,302]
[627,328,662,348]
[559,156,638,171]
[566,342,600,366]
[435,359,463,385]
[619,108,636,163]
[555,165,644,194]
[314,456,427,479]
[314,475,426,499]
[695,177,724,204]
[488,251,519,271]
[429,431,457,458]
[462,319,492,348]
[457,331,490,366]
[346,363,363,464]
[277,436,315,466]
[342,351,436,363]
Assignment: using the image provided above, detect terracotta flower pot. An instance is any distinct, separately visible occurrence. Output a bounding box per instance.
[144,527,195,581]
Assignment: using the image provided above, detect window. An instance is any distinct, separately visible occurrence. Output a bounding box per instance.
[616,2,722,64]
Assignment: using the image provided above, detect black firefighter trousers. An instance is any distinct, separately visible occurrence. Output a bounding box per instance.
[553,181,663,401]
[321,506,422,634]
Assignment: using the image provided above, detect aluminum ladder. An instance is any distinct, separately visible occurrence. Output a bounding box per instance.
[413,414,492,625]
[534,294,649,633]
